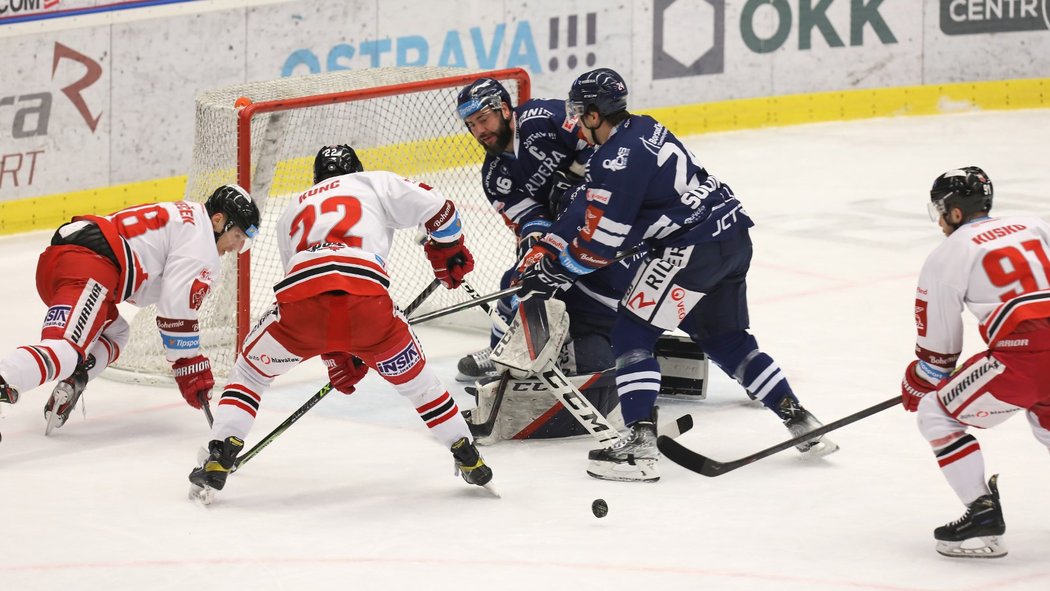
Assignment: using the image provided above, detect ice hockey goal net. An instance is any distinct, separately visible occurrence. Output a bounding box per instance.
[105,67,530,384]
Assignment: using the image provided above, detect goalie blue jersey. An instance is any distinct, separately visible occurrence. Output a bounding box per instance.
[480,98,591,238]
[558,114,754,274]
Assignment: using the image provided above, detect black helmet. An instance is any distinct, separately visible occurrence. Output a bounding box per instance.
[456,77,512,120]
[314,144,364,184]
[929,166,993,222]
[566,68,628,119]
[205,184,259,239]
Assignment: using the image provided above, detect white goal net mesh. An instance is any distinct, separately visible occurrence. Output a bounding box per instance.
[106,67,527,384]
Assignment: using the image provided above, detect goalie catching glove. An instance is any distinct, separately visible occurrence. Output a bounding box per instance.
[901,360,938,412]
[172,355,215,409]
[322,352,369,395]
[424,237,474,289]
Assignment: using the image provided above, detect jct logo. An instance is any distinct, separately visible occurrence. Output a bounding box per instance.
[940,0,1050,34]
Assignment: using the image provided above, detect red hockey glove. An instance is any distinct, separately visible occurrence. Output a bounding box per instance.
[901,360,937,412]
[322,352,369,395]
[424,236,474,289]
[172,355,215,409]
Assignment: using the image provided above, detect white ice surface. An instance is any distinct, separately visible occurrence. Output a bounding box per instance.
[2,110,1050,591]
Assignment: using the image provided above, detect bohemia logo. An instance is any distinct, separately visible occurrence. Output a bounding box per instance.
[940,0,1050,34]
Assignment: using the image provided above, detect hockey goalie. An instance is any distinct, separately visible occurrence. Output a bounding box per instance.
[464,297,708,444]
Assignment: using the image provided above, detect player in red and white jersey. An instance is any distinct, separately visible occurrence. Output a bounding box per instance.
[0,185,260,435]
[188,145,493,501]
[901,166,1050,558]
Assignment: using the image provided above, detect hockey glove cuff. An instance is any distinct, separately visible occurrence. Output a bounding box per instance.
[424,236,475,289]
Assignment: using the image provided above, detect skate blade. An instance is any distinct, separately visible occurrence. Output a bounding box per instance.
[586,458,660,483]
[43,404,64,437]
[481,482,501,498]
[189,483,216,506]
[798,438,840,460]
[936,536,1007,559]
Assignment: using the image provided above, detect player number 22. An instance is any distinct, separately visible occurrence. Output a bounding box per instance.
[982,240,1050,301]
[290,196,364,251]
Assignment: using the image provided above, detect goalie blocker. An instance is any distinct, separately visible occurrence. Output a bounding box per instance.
[465,299,707,443]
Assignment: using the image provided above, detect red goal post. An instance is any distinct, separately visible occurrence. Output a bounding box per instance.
[105,67,531,384]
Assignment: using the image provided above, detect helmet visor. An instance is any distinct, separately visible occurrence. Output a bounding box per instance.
[565,99,586,121]
[927,199,946,222]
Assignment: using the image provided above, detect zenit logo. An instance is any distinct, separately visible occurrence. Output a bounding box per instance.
[941,0,1050,34]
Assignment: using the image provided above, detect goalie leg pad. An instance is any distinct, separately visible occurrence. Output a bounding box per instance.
[467,370,623,444]
[491,297,570,378]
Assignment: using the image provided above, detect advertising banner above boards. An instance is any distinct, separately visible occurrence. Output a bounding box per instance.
[1,0,1049,218]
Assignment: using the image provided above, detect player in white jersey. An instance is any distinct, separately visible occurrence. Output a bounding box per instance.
[0,185,260,435]
[900,166,1050,558]
[188,145,493,500]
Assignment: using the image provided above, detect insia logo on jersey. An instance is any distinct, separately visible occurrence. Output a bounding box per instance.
[915,298,928,337]
[43,305,71,329]
[376,340,422,377]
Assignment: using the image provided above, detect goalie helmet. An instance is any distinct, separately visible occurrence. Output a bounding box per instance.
[456,78,512,120]
[929,166,993,222]
[314,144,364,184]
[566,68,628,120]
[205,184,259,239]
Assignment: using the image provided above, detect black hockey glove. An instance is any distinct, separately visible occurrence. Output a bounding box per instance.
[518,254,574,301]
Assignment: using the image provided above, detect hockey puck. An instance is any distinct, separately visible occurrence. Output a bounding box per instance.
[591,498,608,518]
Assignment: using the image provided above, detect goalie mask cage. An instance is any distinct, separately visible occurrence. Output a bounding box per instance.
[105,67,530,384]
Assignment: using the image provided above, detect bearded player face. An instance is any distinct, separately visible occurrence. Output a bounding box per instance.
[464,104,514,155]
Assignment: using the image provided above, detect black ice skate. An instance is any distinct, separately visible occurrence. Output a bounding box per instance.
[0,376,18,405]
[456,346,498,382]
[450,436,494,491]
[587,414,660,483]
[188,436,244,505]
[43,357,93,436]
[778,397,839,458]
[934,474,1007,559]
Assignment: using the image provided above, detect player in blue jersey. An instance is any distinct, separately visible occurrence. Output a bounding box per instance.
[455,78,632,385]
[518,68,839,481]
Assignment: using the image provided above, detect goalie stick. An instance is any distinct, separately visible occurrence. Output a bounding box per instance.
[658,396,900,477]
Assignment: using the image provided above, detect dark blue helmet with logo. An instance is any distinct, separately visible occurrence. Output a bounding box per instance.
[456,78,512,120]
[566,68,628,119]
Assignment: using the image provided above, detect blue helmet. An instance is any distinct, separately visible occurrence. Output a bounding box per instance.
[456,78,512,120]
[566,68,628,119]
[314,144,364,184]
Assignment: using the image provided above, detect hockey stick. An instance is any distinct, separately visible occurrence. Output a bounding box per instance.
[199,392,214,428]
[658,396,900,477]
[231,280,443,473]
[460,280,492,314]
[537,364,622,445]
[403,278,443,319]
[410,243,648,326]
[465,372,511,439]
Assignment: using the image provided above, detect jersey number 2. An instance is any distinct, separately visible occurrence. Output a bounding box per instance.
[982,240,1050,301]
[290,196,364,252]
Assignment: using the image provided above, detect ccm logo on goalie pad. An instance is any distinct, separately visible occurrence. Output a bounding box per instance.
[376,340,423,377]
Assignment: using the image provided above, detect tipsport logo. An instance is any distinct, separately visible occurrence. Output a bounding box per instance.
[940,0,1050,34]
